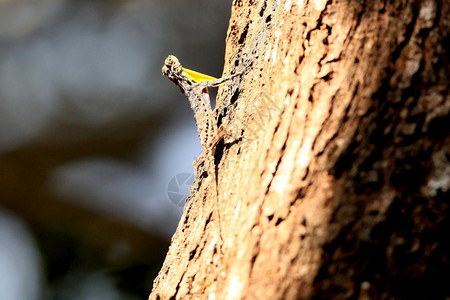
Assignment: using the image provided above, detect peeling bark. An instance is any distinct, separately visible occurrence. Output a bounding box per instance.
[150,0,449,299]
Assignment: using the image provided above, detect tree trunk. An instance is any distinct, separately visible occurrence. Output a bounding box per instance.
[150,0,449,299]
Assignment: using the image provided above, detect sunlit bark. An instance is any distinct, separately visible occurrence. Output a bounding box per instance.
[150,0,449,299]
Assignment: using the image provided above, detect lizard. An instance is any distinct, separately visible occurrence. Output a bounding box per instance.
[162,55,244,250]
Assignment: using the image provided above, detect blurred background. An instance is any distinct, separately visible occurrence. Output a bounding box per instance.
[0,0,231,299]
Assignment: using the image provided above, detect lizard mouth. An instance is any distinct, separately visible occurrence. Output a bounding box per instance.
[162,65,169,76]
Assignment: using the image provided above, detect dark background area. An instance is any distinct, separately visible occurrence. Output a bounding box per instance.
[0,0,231,299]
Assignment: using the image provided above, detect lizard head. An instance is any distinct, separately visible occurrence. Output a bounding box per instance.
[162,55,182,77]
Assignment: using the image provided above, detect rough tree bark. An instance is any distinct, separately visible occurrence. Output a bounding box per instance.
[150,0,449,299]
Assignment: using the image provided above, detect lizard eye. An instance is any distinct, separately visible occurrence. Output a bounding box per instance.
[164,56,172,66]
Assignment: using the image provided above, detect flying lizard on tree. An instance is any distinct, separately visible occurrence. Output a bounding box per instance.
[162,55,245,247]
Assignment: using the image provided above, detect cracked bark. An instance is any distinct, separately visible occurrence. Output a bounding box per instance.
[150,0,449,299]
